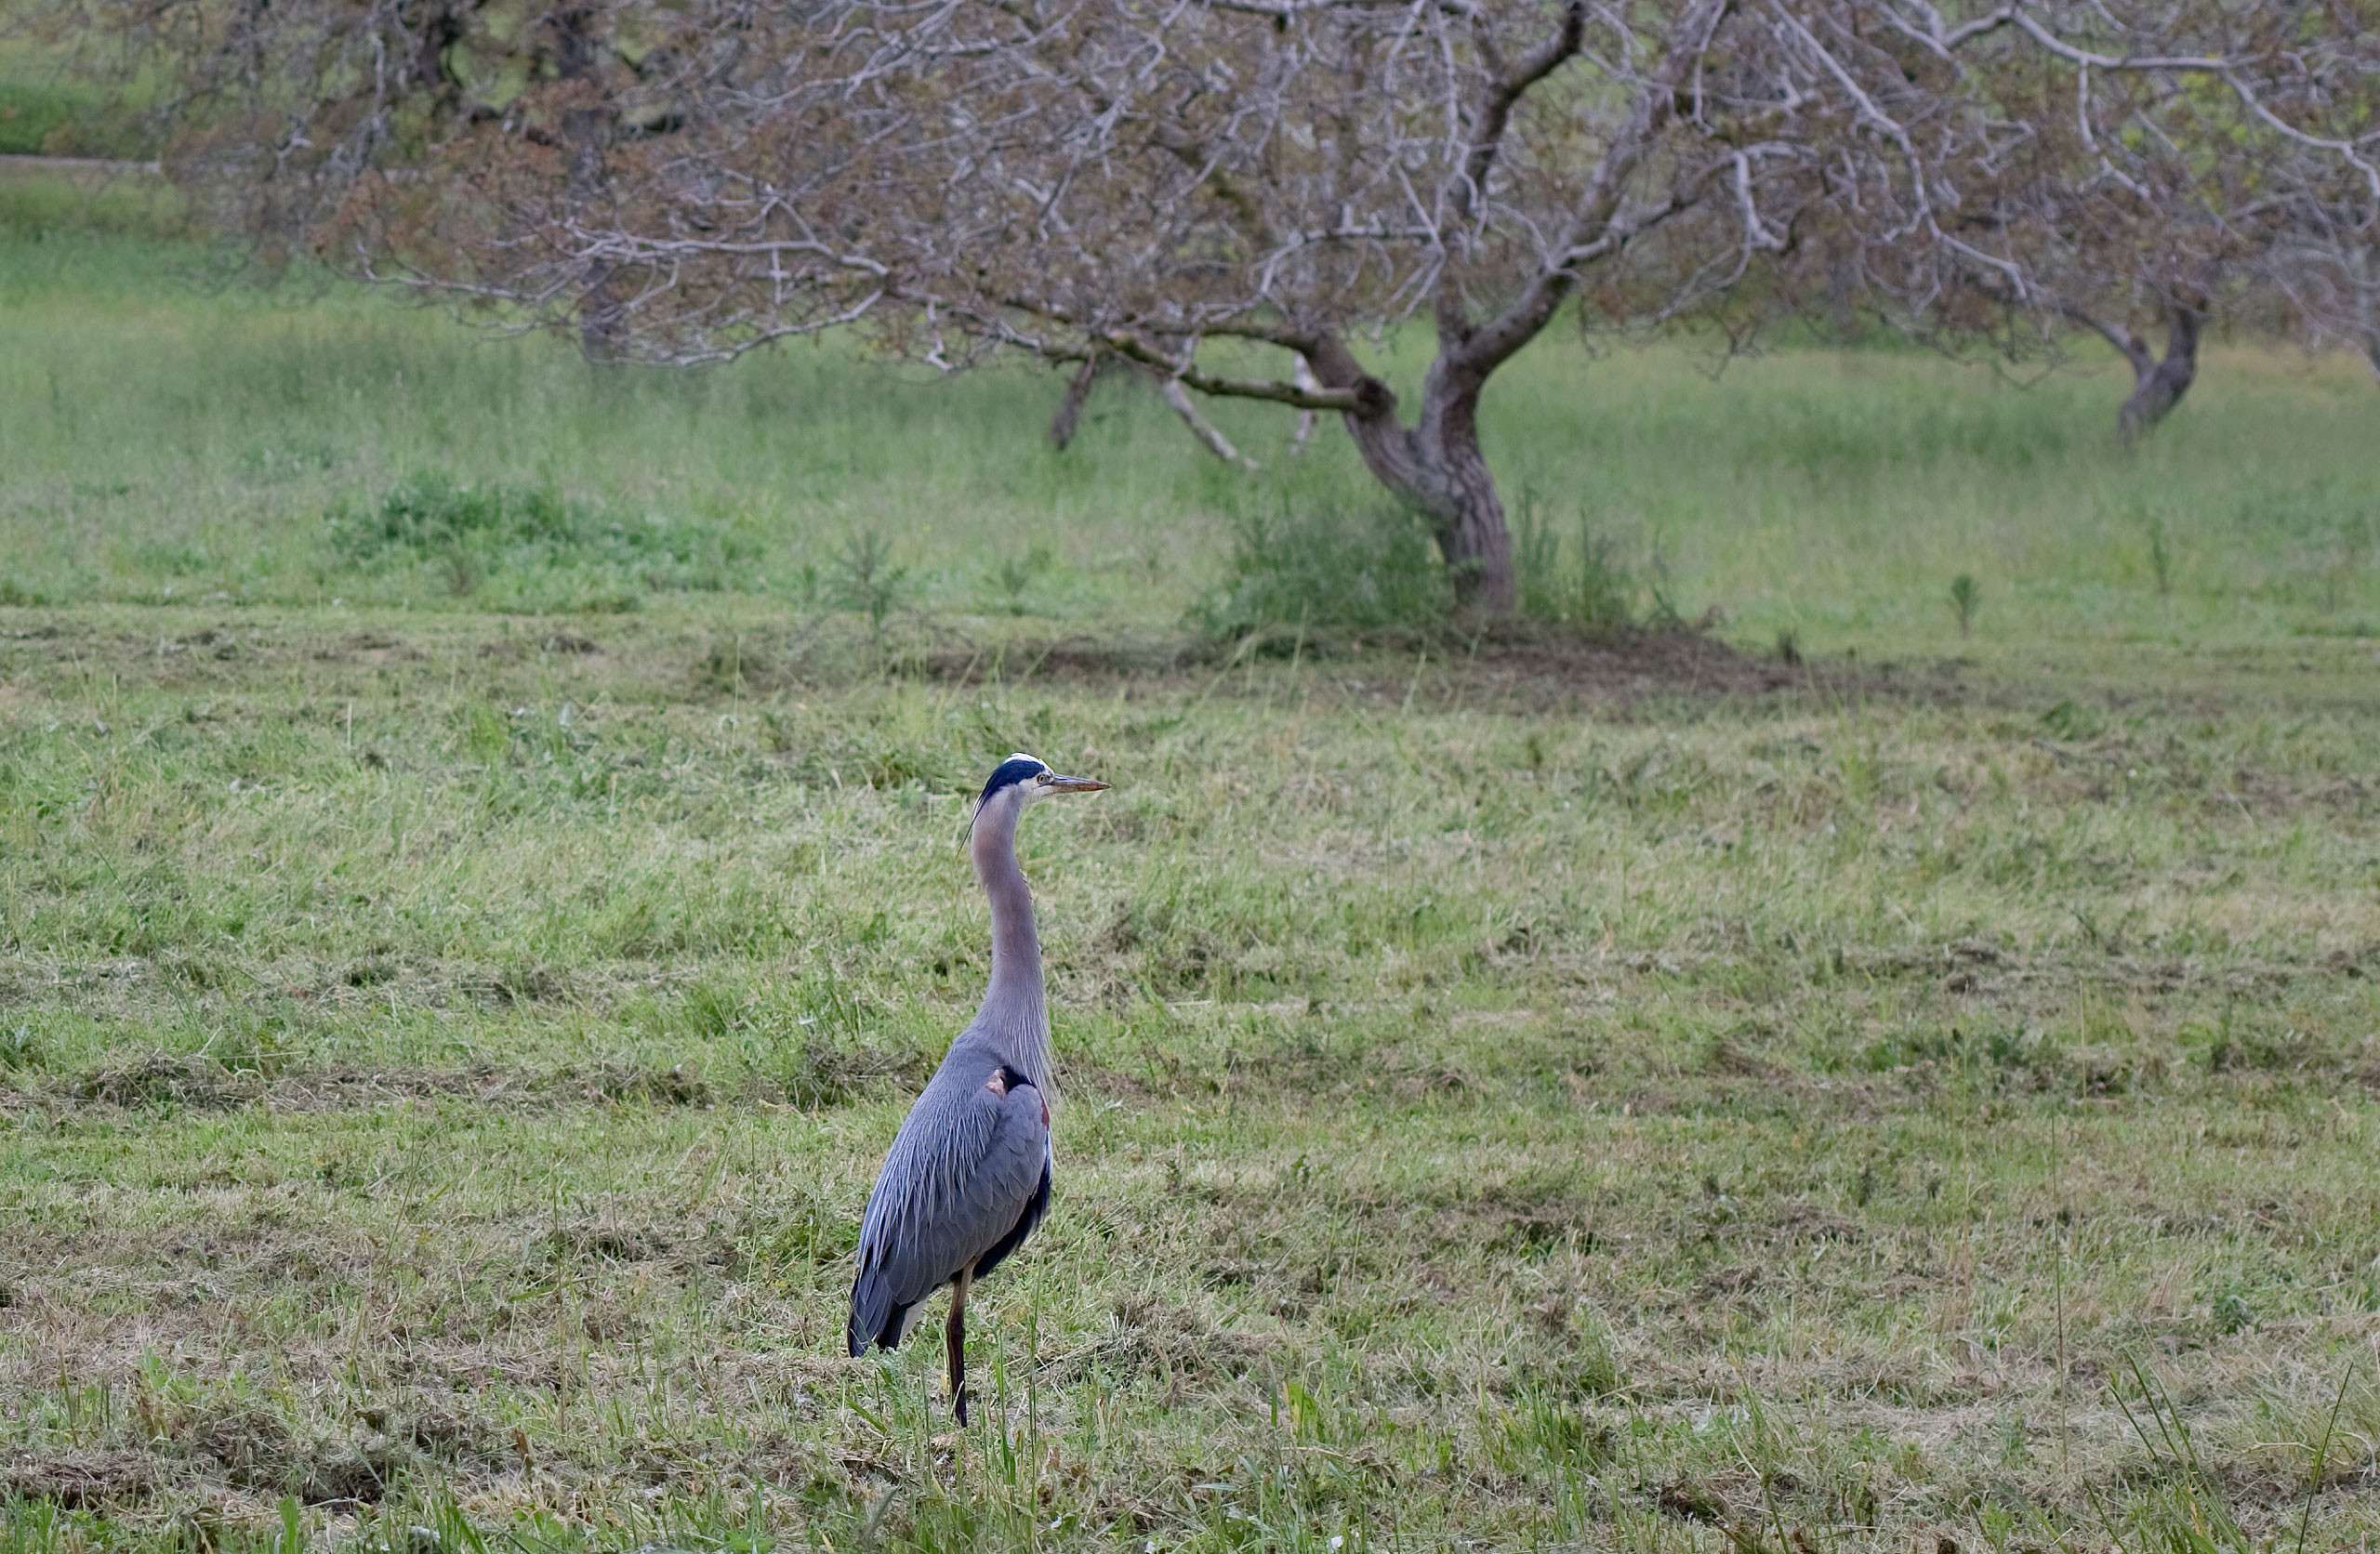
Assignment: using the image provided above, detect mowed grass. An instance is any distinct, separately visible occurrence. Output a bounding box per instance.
[3,179,2380,1551]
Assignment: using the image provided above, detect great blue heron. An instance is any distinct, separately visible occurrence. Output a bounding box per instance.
[846,752,1107,1422]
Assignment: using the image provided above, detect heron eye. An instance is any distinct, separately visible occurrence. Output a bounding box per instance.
[1035,771,1051,784]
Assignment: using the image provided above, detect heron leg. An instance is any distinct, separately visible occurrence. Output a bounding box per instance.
[945,1268,972,1424]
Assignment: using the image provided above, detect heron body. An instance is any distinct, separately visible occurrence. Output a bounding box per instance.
[846,753,1104,1421]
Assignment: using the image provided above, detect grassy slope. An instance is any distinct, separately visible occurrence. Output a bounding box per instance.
[3,181,2378,1552]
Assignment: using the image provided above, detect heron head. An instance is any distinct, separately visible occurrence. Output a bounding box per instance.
[972,751,1107,830]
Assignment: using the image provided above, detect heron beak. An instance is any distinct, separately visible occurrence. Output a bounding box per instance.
[1044,774,1108,794]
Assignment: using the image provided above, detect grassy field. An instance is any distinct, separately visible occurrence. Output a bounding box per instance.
[4,171,2380,1552]
[0,33,155,159]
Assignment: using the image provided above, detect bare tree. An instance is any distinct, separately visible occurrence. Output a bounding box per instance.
[33,0,694,361]
[76,0,2380,612]
[1973,5,2379,438]
[2288,236,2380,383]
[2268,142,2380,388]
[2067,295,2209,444]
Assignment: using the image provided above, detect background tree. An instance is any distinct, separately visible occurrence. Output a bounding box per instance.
[2268,111,2380,388]
[2003,79,2245,447]
[70,0,2380,613]
[2279,213,2380,385]
[32,0,697,360]
[1946,13,2377,442]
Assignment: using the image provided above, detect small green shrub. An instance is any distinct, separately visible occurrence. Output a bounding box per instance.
[330,474,574,559]
[990,543,1054,615]
[829,529,910,655]
[1190,496,1448,640]
[1949,572,1981,638]
[325,472,757,608]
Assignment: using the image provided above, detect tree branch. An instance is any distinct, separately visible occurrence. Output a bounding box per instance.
[1101,334,1369,410]
[1443,0,1730,380]
[1157,377,1261,469]
[2055,298,2153,378]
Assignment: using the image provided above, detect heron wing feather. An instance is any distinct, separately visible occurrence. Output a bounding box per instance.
[848,1060,1050,1354]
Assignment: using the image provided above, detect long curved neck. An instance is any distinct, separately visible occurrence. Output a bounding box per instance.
[972,798,1051,1079]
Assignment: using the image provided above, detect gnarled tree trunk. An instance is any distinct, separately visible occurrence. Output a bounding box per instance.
[1310,342,1516,614]
[2116,301,2204,445]
[2060,296,2207,445]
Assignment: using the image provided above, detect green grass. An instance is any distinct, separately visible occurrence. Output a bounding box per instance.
[5,177,2378,651]
[0,36,156,158]
[3,178,2379,1552]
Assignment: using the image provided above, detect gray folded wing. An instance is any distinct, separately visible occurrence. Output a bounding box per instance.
[848,1074,1051,1354]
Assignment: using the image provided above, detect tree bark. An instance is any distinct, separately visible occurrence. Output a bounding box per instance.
[1307,339,1516,615]
[2115,301,2204,445]
[1047,356,1104,451]
[550,4,623,364]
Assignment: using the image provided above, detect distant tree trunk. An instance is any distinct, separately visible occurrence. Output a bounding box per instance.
[2339,248,2380,388]
[1048,356,1104,450]
[2065,297,2204,445]
[550,4,623,364]
[2115,301,2204,445]
[1311,342,1516,615]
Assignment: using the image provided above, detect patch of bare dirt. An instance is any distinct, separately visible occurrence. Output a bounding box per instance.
[313,630,427,665]
[915,623,1975,716]
[477,632,605,663]
[1056,1295,1269,1389]
[43,1057,729,1116]
[562,1058,716,1107]
[910,634,1205,685]
[3,1449,161,1508]
[72,1052,251,1110]
[153,626,266,663]
[258,1063,519,1113]
[771,1039,938,1111]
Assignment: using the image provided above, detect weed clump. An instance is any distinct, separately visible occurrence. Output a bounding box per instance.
[1949,572,1982,638]
[990,541,1054,614]
[1190,497,1448,641]
[326,472,757,609]
[1514,494,1638,634]
[828,529,911,659]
